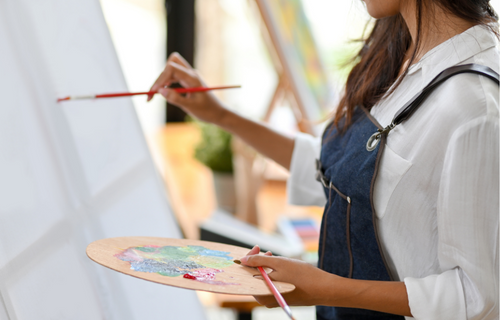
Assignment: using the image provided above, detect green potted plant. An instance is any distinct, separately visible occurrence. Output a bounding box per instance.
[193,121,236,213]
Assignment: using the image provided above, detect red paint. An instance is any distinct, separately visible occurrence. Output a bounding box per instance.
[183,274,197,280]
[183,269,239,286]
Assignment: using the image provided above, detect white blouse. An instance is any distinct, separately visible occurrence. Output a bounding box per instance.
[287,25,499,320]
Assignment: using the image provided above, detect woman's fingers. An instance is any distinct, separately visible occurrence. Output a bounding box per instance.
[160,61,199,90]
[244,246,272,257]
[154,64,200,105]
[149,61,200,101]
[245,245,261,256]
[254,295,280,308]
[240,254,284,279]
[168,52,192,69]
[146,52,228,123]
[148,73,167,101]
[241,252,335,308]
[158,87,189,108]
[157,53,193,91]
[148,52,193,102]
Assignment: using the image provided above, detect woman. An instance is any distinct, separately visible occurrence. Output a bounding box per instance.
[149,0,499,318]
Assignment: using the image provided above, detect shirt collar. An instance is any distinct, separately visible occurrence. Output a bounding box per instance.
[406,25,498,83]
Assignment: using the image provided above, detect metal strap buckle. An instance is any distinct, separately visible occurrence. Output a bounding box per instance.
[366,122,395,151]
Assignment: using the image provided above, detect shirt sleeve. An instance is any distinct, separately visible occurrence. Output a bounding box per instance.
[286,132,326,206]
[404,115,499,320]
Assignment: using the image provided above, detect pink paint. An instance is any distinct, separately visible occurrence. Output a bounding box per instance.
[184,268,239,286]
[117,248,144,262]
[190,268,221,280]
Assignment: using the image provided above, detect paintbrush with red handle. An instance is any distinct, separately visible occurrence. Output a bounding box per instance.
[57,85,241,102]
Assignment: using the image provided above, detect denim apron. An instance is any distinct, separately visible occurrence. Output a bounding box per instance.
[314,64,499,320]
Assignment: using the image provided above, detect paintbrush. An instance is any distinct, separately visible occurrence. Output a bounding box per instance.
[56,85,241,102]
[234,259,296,320]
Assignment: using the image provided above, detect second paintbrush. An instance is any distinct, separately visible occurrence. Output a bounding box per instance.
[57,85,241,102]
[234,259,296,320]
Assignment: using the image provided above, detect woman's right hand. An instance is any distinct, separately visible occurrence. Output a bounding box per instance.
[149,52,227,125]
[153,54,295,170]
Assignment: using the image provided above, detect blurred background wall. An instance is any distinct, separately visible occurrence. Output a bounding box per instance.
[100,0,372,135]
[100,0,500,136]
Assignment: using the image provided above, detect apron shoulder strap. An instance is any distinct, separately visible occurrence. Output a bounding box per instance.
[366,63,499,151]
[393,63,499,125]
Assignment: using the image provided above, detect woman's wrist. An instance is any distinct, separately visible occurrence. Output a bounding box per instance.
[322,275,360,307]
[321,276,412,317]
[214,106,248,137]
[313,272,343,306]
[212,104,233,130]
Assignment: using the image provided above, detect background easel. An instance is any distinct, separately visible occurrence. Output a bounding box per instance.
[253,0,334,136]
[230,0,334,226]
[262,75,311,134]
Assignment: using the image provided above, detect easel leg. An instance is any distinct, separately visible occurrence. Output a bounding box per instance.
[263,75,287,122]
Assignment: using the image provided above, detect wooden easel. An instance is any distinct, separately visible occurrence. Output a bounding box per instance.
[253,0,330,136]
[231,0,332,227]
[262,74,311,134]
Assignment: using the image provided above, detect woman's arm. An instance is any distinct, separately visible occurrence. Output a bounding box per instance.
[240,246,412,317]
[150,52,294,170]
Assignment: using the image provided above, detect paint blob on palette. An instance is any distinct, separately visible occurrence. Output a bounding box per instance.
[114,245,239,286]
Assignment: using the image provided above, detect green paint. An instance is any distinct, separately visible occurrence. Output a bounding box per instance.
[115,245,234,277]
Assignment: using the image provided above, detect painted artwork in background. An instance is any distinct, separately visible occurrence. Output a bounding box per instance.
[115,245,239,285]
[268,0,331,116]
[290,218,320,252]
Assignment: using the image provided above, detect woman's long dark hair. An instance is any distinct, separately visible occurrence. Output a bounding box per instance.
[333,0,498,131]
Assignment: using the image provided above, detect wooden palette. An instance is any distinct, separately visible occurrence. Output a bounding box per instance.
[86,237,295,295]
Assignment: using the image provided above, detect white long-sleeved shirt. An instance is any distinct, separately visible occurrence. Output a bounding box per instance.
[287,25,499,320]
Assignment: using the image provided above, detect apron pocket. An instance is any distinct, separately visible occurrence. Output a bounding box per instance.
[373,144,412,219]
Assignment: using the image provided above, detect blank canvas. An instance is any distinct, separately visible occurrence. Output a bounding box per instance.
[0,0,205,319]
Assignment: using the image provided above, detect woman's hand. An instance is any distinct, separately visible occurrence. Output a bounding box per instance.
[241,246,412,316]
[151,54,295,170]
[149,52,227,125]
[240,246,338,308]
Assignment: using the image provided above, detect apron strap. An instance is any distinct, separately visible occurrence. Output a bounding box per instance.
[366,63,500,151]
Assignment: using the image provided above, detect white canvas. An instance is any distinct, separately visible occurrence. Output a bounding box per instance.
[0,0,205,319]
